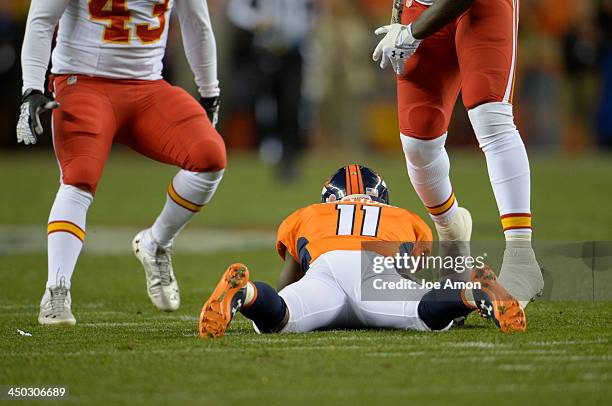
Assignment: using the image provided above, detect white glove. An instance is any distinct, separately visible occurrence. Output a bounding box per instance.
[16,89,60,145]
[372,23,422,75]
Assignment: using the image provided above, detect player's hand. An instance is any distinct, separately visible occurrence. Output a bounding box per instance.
[373,23,421,75]
[200,96,220,128]
[16,89,60,145]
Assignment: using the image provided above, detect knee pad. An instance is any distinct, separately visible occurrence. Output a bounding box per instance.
[185,133,227,172]
[400,105,450,140]
[468,102,524,154]
[400,133,451,189]
[400,133,448,168]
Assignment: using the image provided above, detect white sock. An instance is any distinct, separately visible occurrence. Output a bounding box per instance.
[244,281,257,307]
[401,133,458,224]
[468,102,532,241]
[46,184,93,291]
[146,169,224,251]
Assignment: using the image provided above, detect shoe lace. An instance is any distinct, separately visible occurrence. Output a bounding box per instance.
[49,277,69,311]
[155,246,174,286]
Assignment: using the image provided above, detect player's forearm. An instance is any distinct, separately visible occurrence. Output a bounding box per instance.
[411,0,476,39]
[277,256,303,291]
[21,0,69,94]
[177,0,220,98]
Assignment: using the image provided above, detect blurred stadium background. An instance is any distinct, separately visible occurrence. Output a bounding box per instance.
[1,0,611,241]
[1,2,611,403]
[1,0,612,155]
[1,0,612,263]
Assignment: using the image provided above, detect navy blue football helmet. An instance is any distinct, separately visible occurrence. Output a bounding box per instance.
[321,164,389,204]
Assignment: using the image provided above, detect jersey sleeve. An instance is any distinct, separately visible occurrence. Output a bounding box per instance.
[21,0,70,93]
[408,211,433,257]
[175,0,220,98]
[410,212,433,242]
[275,208,305,261]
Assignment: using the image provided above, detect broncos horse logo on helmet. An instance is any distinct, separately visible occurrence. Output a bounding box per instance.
[321,164,389,204]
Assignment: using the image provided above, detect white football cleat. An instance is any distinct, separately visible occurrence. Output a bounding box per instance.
[38,281,76,326]
[435,207,473,282]
[132,230,180,312]
[498,241,544,308]
[434,206,473,242]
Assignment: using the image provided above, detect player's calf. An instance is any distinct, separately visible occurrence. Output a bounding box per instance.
[468,102,543,306]
[151,170,224,249]
[400,133,472,267]
[42,184,93,325]
[240,282,288,334]
[134,170,224,312]
[400,133,459,226]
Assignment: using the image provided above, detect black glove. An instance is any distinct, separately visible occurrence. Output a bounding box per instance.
[16,89,60,145]
[200,96,220,128]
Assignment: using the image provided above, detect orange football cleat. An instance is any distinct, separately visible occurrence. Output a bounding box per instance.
[471,265,526,334]
[199,263,250,339]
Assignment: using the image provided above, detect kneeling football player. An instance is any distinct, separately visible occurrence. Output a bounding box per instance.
[199,165,526,338]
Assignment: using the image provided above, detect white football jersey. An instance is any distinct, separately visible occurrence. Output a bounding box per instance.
[23,0,219,96]
[52,0,174,80]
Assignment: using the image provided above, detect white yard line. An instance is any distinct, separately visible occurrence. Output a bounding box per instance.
[0,225,276,255]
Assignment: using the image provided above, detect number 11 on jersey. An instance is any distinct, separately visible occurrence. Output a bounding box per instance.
[336,204,382,237]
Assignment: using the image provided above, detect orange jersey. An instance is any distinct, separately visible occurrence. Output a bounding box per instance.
[276,197,433,270]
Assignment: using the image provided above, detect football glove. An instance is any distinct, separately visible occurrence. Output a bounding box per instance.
[16,89,59,145]
[373,23,422,75]
[200,96,220,128]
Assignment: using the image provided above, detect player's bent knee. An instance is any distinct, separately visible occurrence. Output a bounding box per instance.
[468,102,523,153]
[183,133,227,172]
[461,73,505,111]
[463,95,503,112]
[400,133,448,168]
[61,160,105,195]
[276,288,311,333]
[400,105,450,140]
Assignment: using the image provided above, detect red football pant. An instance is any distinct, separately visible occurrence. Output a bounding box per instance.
[398,0,519,139]
[51,75,226,194]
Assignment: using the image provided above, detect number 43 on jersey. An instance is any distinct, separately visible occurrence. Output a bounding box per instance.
[89,0,170,44]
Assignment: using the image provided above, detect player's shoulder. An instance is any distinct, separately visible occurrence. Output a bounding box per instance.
[279,204,313,226]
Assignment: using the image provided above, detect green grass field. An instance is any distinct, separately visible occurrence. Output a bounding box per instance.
[1,150,611,404]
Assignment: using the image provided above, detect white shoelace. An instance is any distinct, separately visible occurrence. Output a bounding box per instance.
[48,278,69,311]
[155,247,174,287]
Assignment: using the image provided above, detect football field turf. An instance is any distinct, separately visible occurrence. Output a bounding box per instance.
[1,150,611,404]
